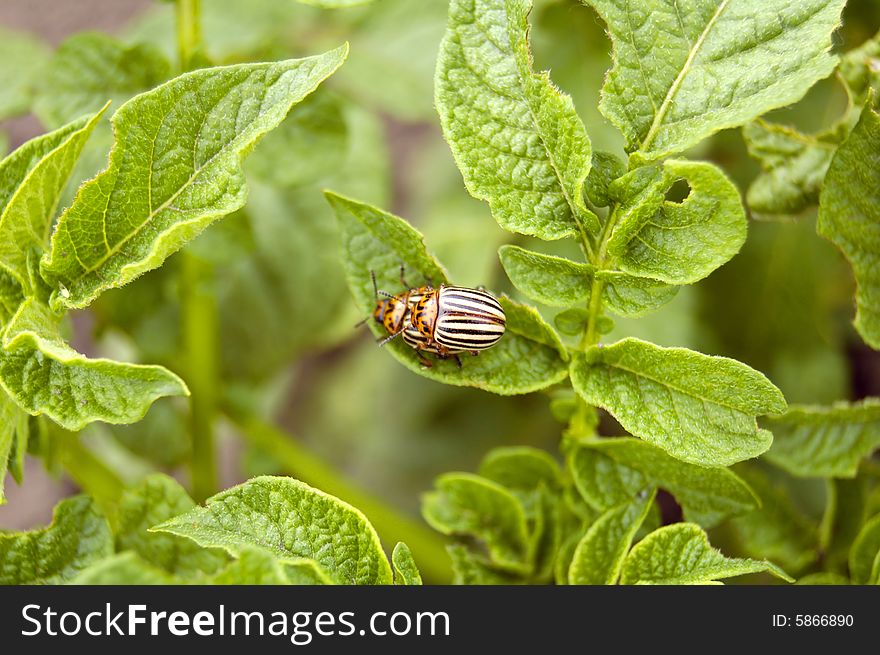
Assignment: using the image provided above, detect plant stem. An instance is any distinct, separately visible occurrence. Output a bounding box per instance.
[580,205,619,349]
[226,410,454,583]
[182,253,219,502]
[56,431,125,520]
[175,0,202,71]
[174,0,216,502]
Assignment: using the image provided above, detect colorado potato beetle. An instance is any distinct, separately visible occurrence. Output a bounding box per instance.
[368,267,506,367]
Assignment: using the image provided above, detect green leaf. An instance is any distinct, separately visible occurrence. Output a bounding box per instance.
[0,496,113,584]
[608,160,747,286]
[0,110,106,294]
[207,546,331,585]
[763,399,880,478]
[447,544,522,584]
[116,474,227,578]
[569,490,656,585]
[620,523,793,584]
[246,89,348,188]
[422,472,530,573]
[849,514,880,584]
[333,0,447,121]
[328,191,570,394]
[220,100,388,381]
[33,33,171,129]
[588,0,847,160]
[730,467,819,574]
[796,572,851,585]
[598,271,678,318]
[818,99,880,350]
[570,438,760,527]
[743,119,837,216]
[820,477,867,573]
[392,542,423,585]
[71,552,179,585]
[436,0,595,240]
[0,298,188,431]
[499,245,590,307]
[298,0,376,7]
[498,245,677,317]
[41,46,349,310]
[570,338,785,466]
[585,151,626,208]
[0,395,28,503]
[478,446,562,492]
[153,476,393,585]
[0,27,50,119]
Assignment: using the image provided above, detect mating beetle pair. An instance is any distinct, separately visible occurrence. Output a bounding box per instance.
[367,266,506,367]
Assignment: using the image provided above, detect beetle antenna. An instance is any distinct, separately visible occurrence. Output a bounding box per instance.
[370,270,379,299]
[377,330,403,347]
[399,263,410,289]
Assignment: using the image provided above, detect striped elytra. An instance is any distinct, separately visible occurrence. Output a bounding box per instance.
[370,274,506,367]
[428,286,506,352]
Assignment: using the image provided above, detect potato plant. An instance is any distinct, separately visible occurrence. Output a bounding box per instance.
[0,0,878,586]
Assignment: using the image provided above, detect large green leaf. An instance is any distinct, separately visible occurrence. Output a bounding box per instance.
[587,0,847,159]
[729,466,819,574]
[116,474,227,578]
[608,160,747,286]
[0,496,113,584]
[763,399,880,478]
[334,0,447,121]
[33,33,171,129]
[743,120,838,216]
[498,245,590,307]
[569,490,655,585]
[0,298,188,430]
[207,546,332,585]
[821,478,867,573]
[220,99,388,381]
[818,100,880,350]
[498,244,677,317]
[0,27,50,120]
[328,191,569,394]
[41,46,348,310]
[570,438,759,527]
[422,472,530,573]
[620,523,793,584]
[447,544,522,584]
[436,0,595,240]
[570,338,786,466]
[153,476,393,585]
[71,552,180,585]
[246,89,348,188]
[0,110,106,294]
[849,514,880,584]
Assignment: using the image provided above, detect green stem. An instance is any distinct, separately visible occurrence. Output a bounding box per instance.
[174,0,215,502]
[226,410,453,584]
[56,431,125,520]
[182,253,218,502]
[175,0,202,71]
[580,204,620,349]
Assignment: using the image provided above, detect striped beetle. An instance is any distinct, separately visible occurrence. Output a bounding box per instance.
[369,267,506,367]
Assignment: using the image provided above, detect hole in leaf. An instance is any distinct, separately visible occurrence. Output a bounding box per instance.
[665,178,691,204]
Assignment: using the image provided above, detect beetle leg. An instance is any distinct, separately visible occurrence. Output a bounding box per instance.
[453,354,463,369]
[416,350,433,368]
[470,350,479,356]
